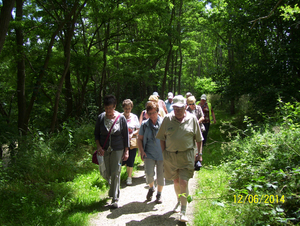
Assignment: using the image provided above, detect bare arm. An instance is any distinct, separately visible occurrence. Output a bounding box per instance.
[138,134,146,161]
[198,106,205,123]
[96,140,104,156]
[139,111,144,125]
[196,141,203,162]
[211,108,216,124]
[132,128,139,137]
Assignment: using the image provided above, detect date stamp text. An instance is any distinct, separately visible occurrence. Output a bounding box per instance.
[234,195,285,204]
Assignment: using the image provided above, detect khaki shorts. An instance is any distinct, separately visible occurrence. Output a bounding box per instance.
[163,149,194,181]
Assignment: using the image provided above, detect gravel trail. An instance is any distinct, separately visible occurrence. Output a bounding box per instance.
[90,163,198,226]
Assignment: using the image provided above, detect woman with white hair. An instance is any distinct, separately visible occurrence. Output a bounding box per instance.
[186,96,205,133]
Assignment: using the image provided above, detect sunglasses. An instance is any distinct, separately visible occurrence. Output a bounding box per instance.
[188,103,195,105]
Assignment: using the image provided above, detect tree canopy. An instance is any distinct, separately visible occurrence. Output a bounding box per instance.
[0,0,299,135]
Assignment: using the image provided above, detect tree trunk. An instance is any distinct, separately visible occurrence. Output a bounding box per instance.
[24,21,68,131]
[98,22,110,113]
[177,0,183,95]
[65,69,73,118]
[0,0,16,54]
[228,31,235,115]
[178,46,182,95]
[50,7,78,132]
[15,0,26,134]
[161,1,176,99]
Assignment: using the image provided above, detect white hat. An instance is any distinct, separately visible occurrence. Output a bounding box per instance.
[201,94,207,100]
[153,91,159,97]
[168,92,174,98]
[172,95,186,108]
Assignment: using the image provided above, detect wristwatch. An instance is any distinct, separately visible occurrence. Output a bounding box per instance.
[198,153,202,156]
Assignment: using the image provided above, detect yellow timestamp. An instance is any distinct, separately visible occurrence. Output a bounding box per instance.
[234,195,285,204]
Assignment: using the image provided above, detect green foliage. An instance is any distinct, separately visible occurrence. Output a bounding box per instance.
[0,122,109,225]
[280,4,300,21]
[0,119,146,225]
[178,193,193,203]
[222,101,300,225]
[194,77,218,99]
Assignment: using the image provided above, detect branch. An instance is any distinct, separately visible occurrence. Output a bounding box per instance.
[249,0,283,29]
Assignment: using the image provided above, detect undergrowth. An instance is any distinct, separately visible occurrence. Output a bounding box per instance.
[222,100,300,225]
[0,122,109,225]
[194,100,300,225]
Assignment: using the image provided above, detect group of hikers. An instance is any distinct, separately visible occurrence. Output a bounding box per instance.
[94,92,216,223]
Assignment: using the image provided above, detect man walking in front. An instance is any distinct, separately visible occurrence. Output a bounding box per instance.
[156,95,203,222]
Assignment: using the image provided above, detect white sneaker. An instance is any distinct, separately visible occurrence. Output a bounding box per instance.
[126,177,132,185]
[180,211,188,222]
[111,200,118,209]
[173,202,181,213]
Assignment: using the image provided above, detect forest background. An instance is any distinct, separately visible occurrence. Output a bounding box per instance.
[0,0,299,225]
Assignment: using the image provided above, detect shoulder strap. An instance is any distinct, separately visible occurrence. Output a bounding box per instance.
[103,114,121,148]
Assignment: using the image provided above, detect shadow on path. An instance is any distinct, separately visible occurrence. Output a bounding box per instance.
[125,211,186,226]
[107,201,157,219]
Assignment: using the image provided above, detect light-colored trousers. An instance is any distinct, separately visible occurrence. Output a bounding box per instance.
[104,149,123,201]
[144,158,165,186]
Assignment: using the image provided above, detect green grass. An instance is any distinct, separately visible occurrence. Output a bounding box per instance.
[194,167,236,225]
[193,110,238,225]
[0,143,143,226]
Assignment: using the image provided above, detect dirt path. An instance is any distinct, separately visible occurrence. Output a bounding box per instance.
[90,163,198,226]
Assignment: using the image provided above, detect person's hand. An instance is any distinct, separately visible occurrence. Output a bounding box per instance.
[97,147,105,156]
[195,154,202,162]
[122,150,129,161]
[213,119,216,124]
[141,151,147,161]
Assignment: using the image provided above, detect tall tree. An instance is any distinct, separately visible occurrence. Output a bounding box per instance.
[0,0,16,54]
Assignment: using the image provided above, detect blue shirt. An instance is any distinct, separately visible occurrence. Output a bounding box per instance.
[139,117,163,161]
[165,100,173,113]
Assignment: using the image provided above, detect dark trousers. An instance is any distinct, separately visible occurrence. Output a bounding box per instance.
[202,123,210,146]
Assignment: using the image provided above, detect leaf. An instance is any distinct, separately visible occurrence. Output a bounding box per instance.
[212,201,225,207]
[266,183,278,189]
[246,185,252,191]
[276,207,285,213]
[187,195,193,203]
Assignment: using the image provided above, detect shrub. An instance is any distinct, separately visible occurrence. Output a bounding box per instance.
[222,101,300,225]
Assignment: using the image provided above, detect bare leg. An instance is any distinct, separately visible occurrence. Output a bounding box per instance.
[127,166,133,177]
[179,178,188,208]
[174,178,181,202]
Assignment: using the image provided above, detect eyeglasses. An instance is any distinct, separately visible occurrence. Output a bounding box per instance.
[188,103,195,105]
[173,107,184,111]
[147,111,158,116]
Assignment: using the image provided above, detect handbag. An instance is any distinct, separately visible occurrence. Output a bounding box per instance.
[92,114,121,165]
[130,135,138,149]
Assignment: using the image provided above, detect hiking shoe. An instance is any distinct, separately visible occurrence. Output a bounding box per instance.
[180,211,188,222]
[111,199,118,209]
[126,177,132,185]
[146,187,155,201]
[155,194,162,204]
[173,202,181,213]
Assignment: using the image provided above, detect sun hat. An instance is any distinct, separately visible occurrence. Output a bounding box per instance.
[153,92,159,97]
[149,95,159,102]
[168,92,174,99]
[172,95,186,108]
[201,94,207,100]
[187,96,196,104]
[186,92,192,97]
